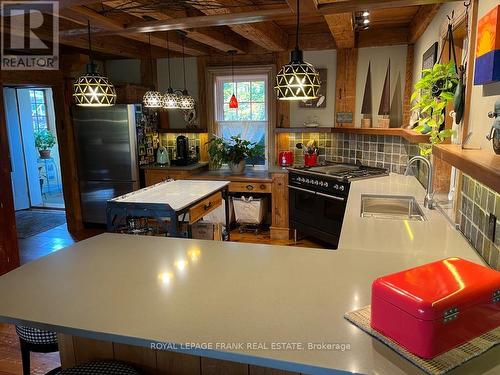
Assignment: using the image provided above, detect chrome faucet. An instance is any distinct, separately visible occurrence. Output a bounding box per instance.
[405,156,435,210]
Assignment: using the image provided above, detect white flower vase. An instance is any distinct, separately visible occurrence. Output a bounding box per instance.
[229,160,246,175]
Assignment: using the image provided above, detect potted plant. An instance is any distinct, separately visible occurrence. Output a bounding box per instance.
[34,129,56,159]
[411,60,459,156]
[207,135,265,174]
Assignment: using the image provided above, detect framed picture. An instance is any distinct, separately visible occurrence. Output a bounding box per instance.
[422,42,438,71]
[299,68,327,108]
[138,145,146,156]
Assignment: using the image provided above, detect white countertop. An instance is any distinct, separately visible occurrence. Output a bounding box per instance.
[110,180,229,211]
[0,233,498,375]
[339,174,484,264]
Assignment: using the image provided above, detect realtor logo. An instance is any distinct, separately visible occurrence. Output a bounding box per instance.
[1,1,59,70]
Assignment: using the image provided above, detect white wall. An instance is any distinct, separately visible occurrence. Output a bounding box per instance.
[412,0,500,153]
[105,59,142,85]
[289,50,337,127]
[157,57,199,128]
[355,45,408,128]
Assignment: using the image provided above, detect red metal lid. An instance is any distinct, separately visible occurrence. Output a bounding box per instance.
[372,257,500,321]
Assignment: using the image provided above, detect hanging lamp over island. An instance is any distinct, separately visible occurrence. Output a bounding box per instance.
[73,21,116,107]
[142,34,163,108]
[275,0,320,101]
[162,31,180,109]
[177,32,195,110]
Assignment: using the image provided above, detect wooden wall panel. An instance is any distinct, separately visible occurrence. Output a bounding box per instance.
[270,172,290,240]
[201,357,248,375]
[0,84,20,276]
[249,365,300,375]
[58,334,76,369]
[156,350,201,375]
[403,44,414,127]
[275,51,290,129]
[335,48,358,127]
[72,337,114,364]
[114,343,157,374]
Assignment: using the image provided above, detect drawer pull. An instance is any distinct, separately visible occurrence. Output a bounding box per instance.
[204,202,213,211]
[260,184,266,190]
[246,184,254,191]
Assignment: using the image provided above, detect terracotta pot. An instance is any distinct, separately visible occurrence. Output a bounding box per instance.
[39,149,51,159]
[229,160,246,175]
[361,118,372,128]
[377,117,390,128]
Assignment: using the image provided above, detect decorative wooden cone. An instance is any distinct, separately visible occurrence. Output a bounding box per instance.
[361,62,373,129]
[377,60,391,128]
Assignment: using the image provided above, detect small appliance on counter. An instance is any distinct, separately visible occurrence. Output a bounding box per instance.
[278,150,294,168]
[487,99,500,155]
[156,146,170,166]
[371,257,500,359]
[171,135,197,166]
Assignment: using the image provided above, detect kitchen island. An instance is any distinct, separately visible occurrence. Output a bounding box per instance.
[0,175,497,374]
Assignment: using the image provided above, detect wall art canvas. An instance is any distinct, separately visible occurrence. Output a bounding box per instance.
[299,69,327,108]
[474,5,500,85]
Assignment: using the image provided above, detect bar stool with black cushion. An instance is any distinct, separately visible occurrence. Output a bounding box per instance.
[44,361,140,375]
[15,325,60,375]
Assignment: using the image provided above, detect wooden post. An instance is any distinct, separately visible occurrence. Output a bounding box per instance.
[403,44,414,128]
[335,48,358,128]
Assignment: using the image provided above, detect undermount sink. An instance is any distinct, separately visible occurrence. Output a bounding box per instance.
[361,195,427,221]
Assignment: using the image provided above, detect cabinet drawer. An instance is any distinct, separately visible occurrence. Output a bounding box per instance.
[228,182,272,193]
[189,192,222,224]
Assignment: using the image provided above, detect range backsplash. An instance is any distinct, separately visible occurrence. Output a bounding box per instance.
[288,133,420,174]
[459,174,500,270]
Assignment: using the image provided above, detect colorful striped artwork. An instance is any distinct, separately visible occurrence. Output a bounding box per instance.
[474,5,500,85]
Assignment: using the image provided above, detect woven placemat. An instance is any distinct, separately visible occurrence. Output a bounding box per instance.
[344,305,500,375]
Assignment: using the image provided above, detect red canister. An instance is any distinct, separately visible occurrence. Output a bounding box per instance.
[371,257,500,358]
[279,150,294,167]
[304,153,317,167]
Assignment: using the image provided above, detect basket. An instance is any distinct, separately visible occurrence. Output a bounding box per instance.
[233,196,267,225]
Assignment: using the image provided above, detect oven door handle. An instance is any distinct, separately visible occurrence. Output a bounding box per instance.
[288,185,345,202]
[316,191,345,202]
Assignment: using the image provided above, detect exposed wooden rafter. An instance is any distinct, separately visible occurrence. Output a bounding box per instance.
[324,13,354,49]
[357,27,409,47]
[318,0,458,15]
[103,0,248,53]
[408,4,442,44]
[193,2,289,52]
[285,0,319,14]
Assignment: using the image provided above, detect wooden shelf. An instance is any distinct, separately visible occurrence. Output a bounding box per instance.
[433,144,500,192]
[274,127,430,144]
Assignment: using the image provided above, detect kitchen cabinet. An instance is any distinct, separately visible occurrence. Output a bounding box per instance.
[228,182,272,194]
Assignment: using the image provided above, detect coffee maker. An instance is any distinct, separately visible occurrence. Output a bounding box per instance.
[172,135,196,166]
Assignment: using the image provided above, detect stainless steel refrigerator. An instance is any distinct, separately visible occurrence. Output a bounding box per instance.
[72,104,140,225]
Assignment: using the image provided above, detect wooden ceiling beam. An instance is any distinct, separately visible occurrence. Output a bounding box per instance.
[102,0,248,53]
[318,0,458,15]
[192,3,289,52]
[357,26,409,47]
[286,0,319,14]
[408,4,442,44]
[59,6,211,55]
[324,13,354,49]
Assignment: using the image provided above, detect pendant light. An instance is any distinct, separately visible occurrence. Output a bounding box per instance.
[162,31,179,109]
[73,21,116,107]
[142,34,163,108]
[177,32,195,110]
[275,0,320,100]
[228,50,238,109]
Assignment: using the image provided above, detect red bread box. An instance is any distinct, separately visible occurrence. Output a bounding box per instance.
[371,257,500,359]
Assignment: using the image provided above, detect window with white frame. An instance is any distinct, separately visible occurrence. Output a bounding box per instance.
[29,89,49,132]
[214,74,268,167]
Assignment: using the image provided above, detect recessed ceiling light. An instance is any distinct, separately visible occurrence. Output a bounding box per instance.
[362,11,370,17]
[363,19,370,24]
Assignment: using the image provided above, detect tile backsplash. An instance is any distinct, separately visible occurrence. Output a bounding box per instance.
[288,133,420,174]
[459,174,500,270]
[159,133,201,159]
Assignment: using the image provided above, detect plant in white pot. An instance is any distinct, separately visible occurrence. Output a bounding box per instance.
[207,135,265,174]
[34,129,56,159]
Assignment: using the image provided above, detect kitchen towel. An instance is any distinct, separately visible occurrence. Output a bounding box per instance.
[344,305,500,375]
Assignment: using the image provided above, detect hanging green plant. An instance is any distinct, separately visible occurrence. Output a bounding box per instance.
[410,60,459,156]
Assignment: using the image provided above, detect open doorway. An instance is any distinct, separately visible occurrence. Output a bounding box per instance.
[3,86,73,262]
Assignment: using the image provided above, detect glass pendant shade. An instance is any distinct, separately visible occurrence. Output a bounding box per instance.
[143,90,163,108]
[178,89,195,110]
[162,88,179,109]
[73,63,117,107]
[275,49,320,101]
[229,93,239,109]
